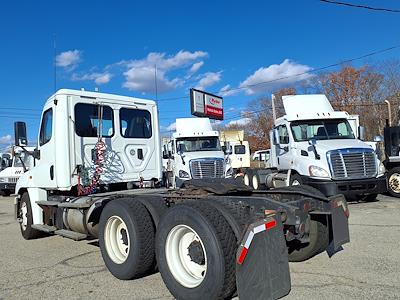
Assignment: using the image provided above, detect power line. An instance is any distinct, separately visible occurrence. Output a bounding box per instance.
[156,43,400,102]
[320,0,400,13]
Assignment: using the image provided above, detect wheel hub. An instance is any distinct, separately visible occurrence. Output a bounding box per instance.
[187,240,205,265]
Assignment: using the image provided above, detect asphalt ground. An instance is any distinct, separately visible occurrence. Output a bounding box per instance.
[0,194,399,299]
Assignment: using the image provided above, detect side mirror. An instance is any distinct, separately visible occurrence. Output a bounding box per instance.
[308,138,317,146]
[177,144,184,155]
[14,122,28,147]
[374,135,384,142]
[272,129,280,145]
[358,126,366,141]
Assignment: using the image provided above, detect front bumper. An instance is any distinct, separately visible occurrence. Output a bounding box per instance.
[301,176,388,197]
[0,182,16,193]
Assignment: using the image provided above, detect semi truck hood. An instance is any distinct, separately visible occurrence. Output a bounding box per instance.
[312,139,373,153]
[180,151,225,161]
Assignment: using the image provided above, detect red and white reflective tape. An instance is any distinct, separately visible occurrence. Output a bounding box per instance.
[237,219,277,265]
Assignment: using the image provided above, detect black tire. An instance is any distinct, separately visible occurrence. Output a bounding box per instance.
[387,167,400,198]
[363,194,378,202]
[251,173,261,190]
[156,202,237,300]
[243,170,253,188]
[19,192,42,240]
[2,190,11,196]
[289,173,303,186]
[286,185,330,262]
[99,198,155,280]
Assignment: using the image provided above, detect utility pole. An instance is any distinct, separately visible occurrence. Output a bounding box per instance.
[271,94,276,121]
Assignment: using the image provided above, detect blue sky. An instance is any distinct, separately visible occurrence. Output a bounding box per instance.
[1,0,400,149]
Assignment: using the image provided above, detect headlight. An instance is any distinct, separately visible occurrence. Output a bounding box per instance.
[178,170,190,178]
[378,161,386,176]
[226,167,233,177]
[0,177,5,183]
[309,165,330,178]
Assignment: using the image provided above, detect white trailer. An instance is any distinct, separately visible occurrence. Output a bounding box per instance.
[244,94,387,201]
[13,89,350,300]
[162,118,232,188]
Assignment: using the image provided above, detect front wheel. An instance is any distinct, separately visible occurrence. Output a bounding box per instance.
[19,192,42,240]
[156,202,237,300]
[289,174,303,186]
[387,167,400,198]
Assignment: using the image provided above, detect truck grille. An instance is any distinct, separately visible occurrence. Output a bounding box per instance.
[327,148,377,180]
[190,158,224,179]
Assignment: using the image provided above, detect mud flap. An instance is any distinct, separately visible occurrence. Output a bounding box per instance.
[327,206,350,257]
[236,216,291,300]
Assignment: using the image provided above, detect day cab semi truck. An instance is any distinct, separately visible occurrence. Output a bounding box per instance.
[162,118,232,188]
[0,147,34,196]
[13,89,350,299]
[243,94,387,201]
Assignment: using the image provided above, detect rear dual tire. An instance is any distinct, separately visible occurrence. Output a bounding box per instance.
[285,185,329,262]
[99,198,155,280]
[156,202,237,300]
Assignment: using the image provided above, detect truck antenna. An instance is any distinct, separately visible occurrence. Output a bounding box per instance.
[271,94,276,121]
[53,34,57,93]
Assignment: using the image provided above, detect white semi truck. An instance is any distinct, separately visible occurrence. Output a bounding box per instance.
[162,118,232,188]
[0,147,34,196]
[13,89,350,299]
[244,94,387,201]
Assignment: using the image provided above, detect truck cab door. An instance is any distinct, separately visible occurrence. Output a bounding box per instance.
[275,125,292,170]
[34,106,57,188]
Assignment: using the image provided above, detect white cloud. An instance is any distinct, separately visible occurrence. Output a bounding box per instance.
[166,122,176,131]
[72,72,112,85]
[123,67,180,93]
[218,84,239,97]
[228,118,251,126]
[195,72,222,91]
[189,61,204,74]
[239,59,313,95]
[123,50,208,93]
[56,50,82,69]
[0,135,12,145]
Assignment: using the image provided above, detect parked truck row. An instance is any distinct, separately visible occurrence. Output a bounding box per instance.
[12,89,350,299]
[226,95,387,202]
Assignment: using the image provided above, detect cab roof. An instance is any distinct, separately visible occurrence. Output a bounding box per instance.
[45,89,156,106]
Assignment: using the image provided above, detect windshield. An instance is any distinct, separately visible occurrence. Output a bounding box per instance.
[291,119,355,141]
[176,137,221,152]
[13,153,34,169]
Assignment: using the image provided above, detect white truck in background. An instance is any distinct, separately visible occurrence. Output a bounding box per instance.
[219,130,251,174]
[244,94,387,201]
[0,147,34,196]
[12,89,351,299]
[162,118,232,188]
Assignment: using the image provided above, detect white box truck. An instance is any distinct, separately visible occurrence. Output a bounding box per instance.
[162,118,232,188]
[244,94,387,201]
[12,89,350,299]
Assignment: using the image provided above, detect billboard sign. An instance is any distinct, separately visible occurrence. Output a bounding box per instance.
[190,88,223,120]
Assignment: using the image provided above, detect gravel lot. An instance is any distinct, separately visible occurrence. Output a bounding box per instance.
[0,194,399,299]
